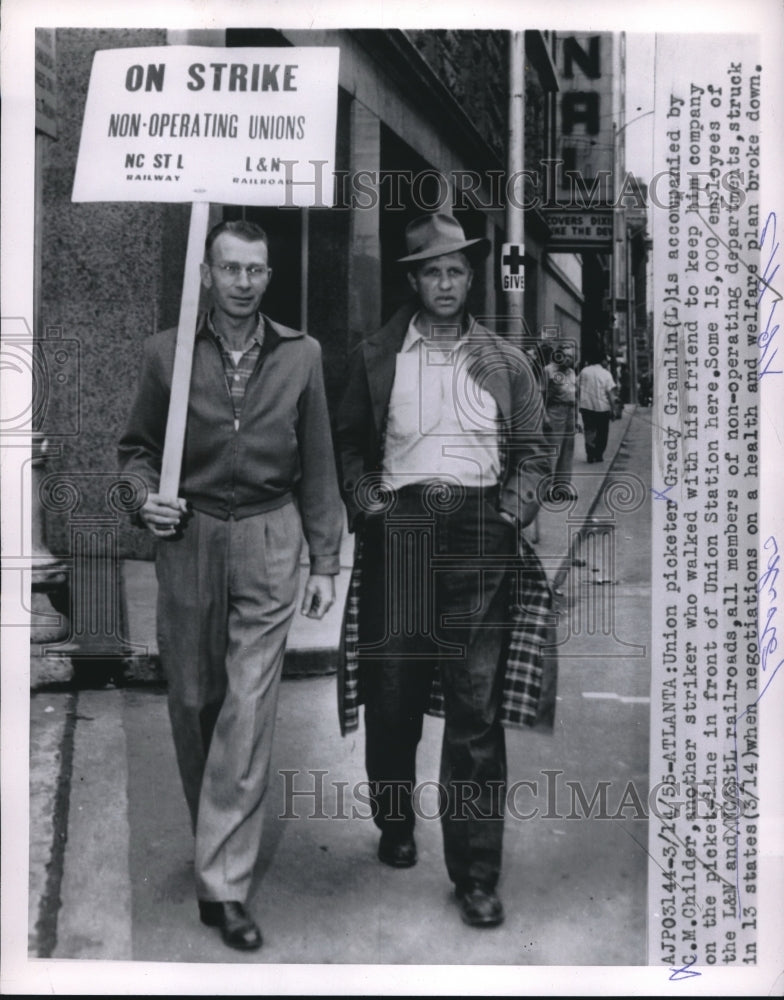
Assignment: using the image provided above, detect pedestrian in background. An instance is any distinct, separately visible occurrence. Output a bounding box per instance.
[542,340,578,498]
[577,348,617,463]
[638,368,653,407]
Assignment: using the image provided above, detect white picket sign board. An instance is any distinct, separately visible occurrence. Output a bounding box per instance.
[71,45,340,498]
[72,45,340,206]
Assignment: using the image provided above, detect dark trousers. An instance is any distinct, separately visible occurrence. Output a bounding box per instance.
[580,408,611,461]
[358,483,517,889]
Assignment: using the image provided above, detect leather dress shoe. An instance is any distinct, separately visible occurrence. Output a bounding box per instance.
[455,882,504,927]
[199,900,263,951]
[377,830,417,868]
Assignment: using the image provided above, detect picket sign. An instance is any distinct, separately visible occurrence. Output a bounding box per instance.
[72,45,339,496]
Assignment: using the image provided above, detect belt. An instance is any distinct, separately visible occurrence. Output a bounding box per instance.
[396,480,500,503]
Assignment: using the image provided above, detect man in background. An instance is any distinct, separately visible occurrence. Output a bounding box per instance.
[578,348,617,463]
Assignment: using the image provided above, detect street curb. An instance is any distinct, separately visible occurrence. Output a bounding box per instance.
[52,689,133,960]
[29,692,77,958]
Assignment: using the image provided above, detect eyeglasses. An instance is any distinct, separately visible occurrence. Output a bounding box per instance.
[211,263,269,280]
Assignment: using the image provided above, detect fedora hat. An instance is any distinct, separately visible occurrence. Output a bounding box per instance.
[397,212,491,264]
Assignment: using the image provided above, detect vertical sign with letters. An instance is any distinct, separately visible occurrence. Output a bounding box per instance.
[554,32,614,190]
[543,33,615,250]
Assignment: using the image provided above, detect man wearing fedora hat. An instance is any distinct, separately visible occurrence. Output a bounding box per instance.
[337,212,554,927]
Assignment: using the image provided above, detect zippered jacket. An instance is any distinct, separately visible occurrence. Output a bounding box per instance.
[118,313,343,575]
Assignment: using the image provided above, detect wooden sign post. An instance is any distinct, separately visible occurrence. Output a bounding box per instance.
[158,200,210,498]
[72,44,340,499]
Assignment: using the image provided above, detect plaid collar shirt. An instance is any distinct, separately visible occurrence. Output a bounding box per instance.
[208,313,265,429]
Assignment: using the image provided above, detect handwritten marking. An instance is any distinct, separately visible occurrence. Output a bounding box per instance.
[620,826,694,898]
[669,956,701,981]
[758,535,780,671]
[753,537,784,702]
[667,826,735,895]
[651,484,677,503]
[693,207,782,377]
[758,213,781,377]
[693,207,782,304]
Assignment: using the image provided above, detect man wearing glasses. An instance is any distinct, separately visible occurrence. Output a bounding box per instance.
[119,219,342,951]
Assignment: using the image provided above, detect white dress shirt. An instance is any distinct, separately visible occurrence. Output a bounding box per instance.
[578,363,616,411]
[381,315,500,490]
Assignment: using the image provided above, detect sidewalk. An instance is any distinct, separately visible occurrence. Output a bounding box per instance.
[528,410,636,583]
[28,406,647,966]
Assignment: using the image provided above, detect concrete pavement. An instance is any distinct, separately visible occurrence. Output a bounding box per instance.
[28,405,654,967]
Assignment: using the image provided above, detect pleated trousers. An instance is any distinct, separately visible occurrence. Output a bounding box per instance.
[155,502,302,902]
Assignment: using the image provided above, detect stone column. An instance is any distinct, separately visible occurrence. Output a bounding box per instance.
[38,471,147,673]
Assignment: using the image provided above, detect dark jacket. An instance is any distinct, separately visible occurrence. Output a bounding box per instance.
[336,303,552,529]
[118,313,343,575]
